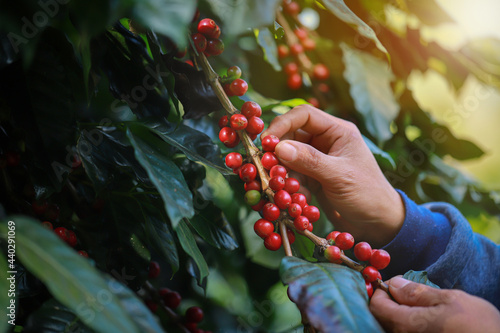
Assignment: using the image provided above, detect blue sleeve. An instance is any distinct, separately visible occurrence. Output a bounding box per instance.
[381,190,500,309]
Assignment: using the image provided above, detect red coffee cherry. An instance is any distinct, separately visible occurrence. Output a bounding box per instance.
[245,180,261,192]
[67,230,77,247]
[78,250,89,258]
[354,242,372,262]
[262,203,280,221]
[290,43,304,55]
[207,25,221,39]
[191,33,207,53]
[42,221,53,230]
[365,281,374,298]
[163,291,181,309]
[270,165,287,178]
[230,79,248,96]
[335,232,354,250]
[284,62,299,75]
[54,227,69,242]
[261,152,279,170]
[302,205,320,223]
[293,216,309,231]
[362,266,380,283]
[261,135,280,152]
[218,115,229,128]
[32,200,48,216]
[326,231,340,242]
[318,82,330,93]
[205,38,224,56]
[219,127,237,145]
[277,44,289,58]
[145,300,158,313]
[283,1,301,15]
[239,163,257,182]
[324,245,341,263]
[225,152,243,169]
[269,176,285,191]
[301,38,316,51]
[254,219,275,238]
[291,193,307,208]
[241,101,262,118]
[294,28,308,40]
[251,198,267,211]
[148,261,161,279]
[197,18,217,36]
[369,249,391,270]
[286,228,296,244]
[185,306,204,323]
[223,83,234,96]
[274,190,292,210]
[307,222,313,232]
[313,63,330,80]
[287,203,302,218]
[287,73,302,90]
[246,117,265,135]
[307,97,320,108]
[230,114,248,130]
[284,177,300,194]
[264,232,282,251]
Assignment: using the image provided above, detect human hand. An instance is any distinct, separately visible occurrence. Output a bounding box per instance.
[261,105,404,247]
[370,276,500,332]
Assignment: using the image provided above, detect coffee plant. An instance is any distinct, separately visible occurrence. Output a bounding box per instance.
[0,0,499,332]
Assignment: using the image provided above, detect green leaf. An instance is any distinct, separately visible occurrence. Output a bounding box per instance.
[142,202,180,274]
[135,119,228,174]
[322,0,388,55]
[403,270,440,289]
[255,28,281,71]
[0,254,10,332]
[341,43,399,143]
[175,219,209,284]
[363,135,396,171]
[24,299,93,333]
[132,0,197,47]
[188,202,238,251]
[280,257,383,333]
[0,216,155,333]
[127,126,195,227]
[208,0,281,37]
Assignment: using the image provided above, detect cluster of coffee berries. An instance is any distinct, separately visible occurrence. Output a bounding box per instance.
[146,261,211,333]
[41,220,88,257]
[324,231,391,297]
[278,0,331,107]
[191,18,224,57]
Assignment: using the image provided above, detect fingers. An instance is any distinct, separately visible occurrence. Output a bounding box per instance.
[274,139,336,183]
[370,287,418,331]
[261,105,350,153]
[388,277,446,307]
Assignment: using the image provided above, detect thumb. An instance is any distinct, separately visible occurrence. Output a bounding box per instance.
[274,140,335,182]
[389,277,445,307]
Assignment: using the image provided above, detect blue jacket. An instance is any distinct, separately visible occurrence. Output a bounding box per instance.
[382,191,500,309]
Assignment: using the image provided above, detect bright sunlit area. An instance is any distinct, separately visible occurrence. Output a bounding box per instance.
[401,0,500,190]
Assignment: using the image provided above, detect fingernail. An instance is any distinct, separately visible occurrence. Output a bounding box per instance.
[276,142,297,162]
[390,277,410,289]
[261,130,269,138]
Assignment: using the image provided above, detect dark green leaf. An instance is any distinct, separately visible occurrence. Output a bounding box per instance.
[208,0,281,37]
[0,217,143,333]
[142,202,180,274]
[322,0,388,54]
[280,257,383,333]
[127,126,194,227]
[175,219,209,284]
[24,299,94,333]
[189,201,238,251]
[255,28,281,71]
[363,135,396,170]
[132,0,197,48]
[341,43,399,143]
[167,59,223,119]
[402,270,440,289]
[77,128,150,191]
[135,119,228,174]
